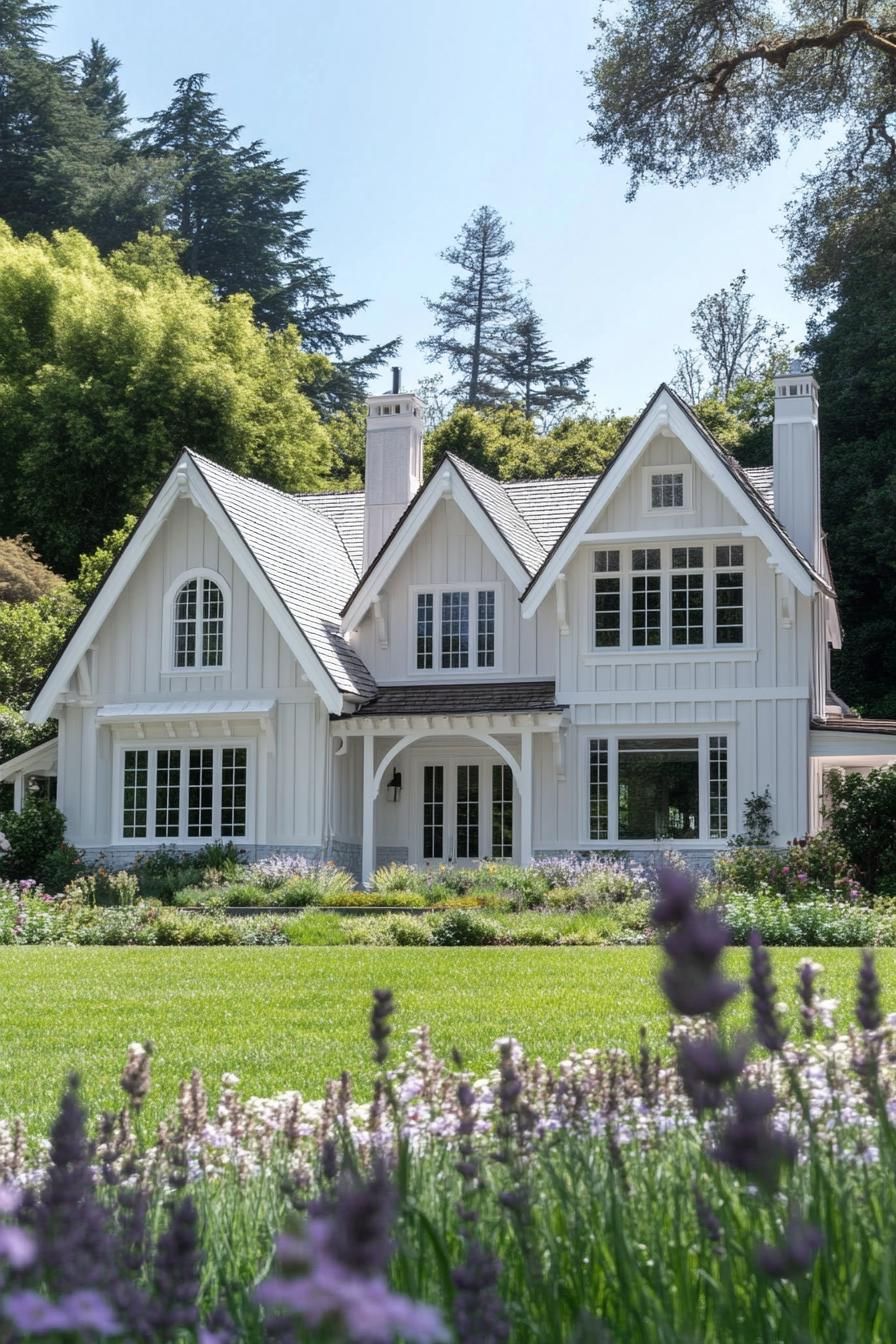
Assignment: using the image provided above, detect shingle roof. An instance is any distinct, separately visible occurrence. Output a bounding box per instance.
[744,467,774,510]
[504,476,599,549]
[337,679,563,719]
[295,489,365,575]
[447,454,547,575]
[189,454,376,698]
[812,716,896,737]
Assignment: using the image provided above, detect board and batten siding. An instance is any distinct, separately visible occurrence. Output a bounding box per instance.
[58,499,338,852]
[353,498,556,683]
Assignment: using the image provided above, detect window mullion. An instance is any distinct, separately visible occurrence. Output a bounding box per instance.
[608,738,619,842]
[698,735,709,841]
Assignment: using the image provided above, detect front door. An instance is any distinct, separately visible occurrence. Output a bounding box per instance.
[420,760,514,865]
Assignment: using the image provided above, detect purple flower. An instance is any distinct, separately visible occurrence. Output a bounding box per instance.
[0,1224,36,1269]
[748,932,787,1053]
[755,1219,823,1278]
[3,1288,120,1337]
[857,949,883,1033]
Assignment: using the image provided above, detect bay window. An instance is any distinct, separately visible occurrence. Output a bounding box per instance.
[120,744,250,841]
[414,586,500,671]
[587,734,729,842]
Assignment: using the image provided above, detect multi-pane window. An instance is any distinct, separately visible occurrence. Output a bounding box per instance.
[586,735,729,842]
[172,576,226,670]
[154,749,181,838]
[120,745,249,841]
[650,471,684,509]
[455,764,480,859]
[477,591,496,668]
[491,764,513,859]
[715,545,745,644]
[671,547,704,646]
[593,550,621,648]
[709,736,729,839]
[589,739,609,840]
[422,765,444,860]
[631,548,661,646]
[416,593,434,670]
[122,749,149,839]
[414,588,499,671]
[441,590,470,668]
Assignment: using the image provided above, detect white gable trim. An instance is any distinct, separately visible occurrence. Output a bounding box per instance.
[521,392,821,619]
[341,460,531,635]
[0,736,59,784]
[28,454,346,722]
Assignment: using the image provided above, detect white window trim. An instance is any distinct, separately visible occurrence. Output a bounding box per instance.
[642,463,695,516]
[585,542,751,655]
[407,583,504,677]
[578,728,735,848]
[112,739,254,845]
[161,568,232,676]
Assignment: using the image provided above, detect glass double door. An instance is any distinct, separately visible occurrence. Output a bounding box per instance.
[420,759,514,865]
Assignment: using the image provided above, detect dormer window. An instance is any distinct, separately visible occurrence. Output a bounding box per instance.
[412,585,501,672]
[165,570,229,672]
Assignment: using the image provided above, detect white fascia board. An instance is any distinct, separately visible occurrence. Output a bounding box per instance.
[28,454,345,721]
[0,736,59,782]
[521,396,818,619]
[340,463,530,635]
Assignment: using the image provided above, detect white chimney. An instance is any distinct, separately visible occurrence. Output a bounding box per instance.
[363,367,424,569]
[772,359,821,568]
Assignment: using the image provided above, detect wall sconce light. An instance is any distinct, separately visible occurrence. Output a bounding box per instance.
[387,769,402,803]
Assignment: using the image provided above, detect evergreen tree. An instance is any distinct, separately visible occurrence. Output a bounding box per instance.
[499,304,591,424]
[138,74,398,410]
[77,38,127,133]
[420,205,524,407]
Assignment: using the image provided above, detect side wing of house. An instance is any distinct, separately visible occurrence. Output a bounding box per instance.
[522,387,831,854]
[23,455,368,871]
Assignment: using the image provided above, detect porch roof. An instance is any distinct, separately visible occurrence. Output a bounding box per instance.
[336,679,562,720]
[811,715,896,737]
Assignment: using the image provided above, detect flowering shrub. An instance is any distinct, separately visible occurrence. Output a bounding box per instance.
[64,868,139,907]
[0,798,80,889]
[824,765,896,892]
[714,830,865,903]
[722,891,876,946]
[532,853,652,899]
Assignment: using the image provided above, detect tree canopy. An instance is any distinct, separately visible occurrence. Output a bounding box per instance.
[423,403,630,481]
[0,224,333,574]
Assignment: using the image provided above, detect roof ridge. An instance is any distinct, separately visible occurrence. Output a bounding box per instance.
[446,452,547,560]
[186,450,339,520]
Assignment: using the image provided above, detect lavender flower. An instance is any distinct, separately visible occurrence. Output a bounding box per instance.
[857,949,883,1033]
[370,988,395,1065]
[797,959,822,1038]
[149,1196,202,1335]
[713,1085,797,1190]
[120,1040,152,1112]
[0,1223,36,1269]
[452,1239,509,1343]
[2,1288,121,1337]
[654,869,739,1018]
[748,932,787,1052]
[755,1218,823,1278]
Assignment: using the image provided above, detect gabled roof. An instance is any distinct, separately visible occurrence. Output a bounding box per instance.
[28,451,375,723]
[520,384,832,618]
[447,454,547,575]
[295,488,364,576]
[191,455,375,698]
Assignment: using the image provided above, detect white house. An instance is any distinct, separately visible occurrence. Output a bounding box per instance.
[4,363,894,883]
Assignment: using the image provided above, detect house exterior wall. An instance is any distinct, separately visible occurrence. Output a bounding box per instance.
[353,498,556,684]
[57,499,339,859]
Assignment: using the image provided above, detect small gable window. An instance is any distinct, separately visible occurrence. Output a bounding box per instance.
[644,464,693,513]
[166,571,229,672]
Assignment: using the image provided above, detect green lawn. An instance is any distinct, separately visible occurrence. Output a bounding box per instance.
[0,945,889,1134]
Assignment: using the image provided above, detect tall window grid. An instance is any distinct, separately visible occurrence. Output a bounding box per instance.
[122,750,148,839]
[593,550,621,647]
[441,591,470,668]
[173,576,225,670]
[422,765,444,860]
[715,545,745,644]
[589,739,609,840]
[491,764,513,859]
[671,546,704,646]
[416,593,434,669]
[455,764,480,859]
[154,749,181,838]
[708,736,729,839]
[477,591,496,668]
[221,748,248,837]
[631,548,661,647]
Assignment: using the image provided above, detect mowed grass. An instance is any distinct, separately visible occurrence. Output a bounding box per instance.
[0,945,889,1133]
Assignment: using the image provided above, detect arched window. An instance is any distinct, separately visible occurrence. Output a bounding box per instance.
[167,572,228,670]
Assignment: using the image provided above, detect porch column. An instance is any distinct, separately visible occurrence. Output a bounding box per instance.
[520,730,533,867]
[12,773,24,813]
[362,733,375,888]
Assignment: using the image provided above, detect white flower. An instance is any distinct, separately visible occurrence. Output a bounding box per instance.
[0,831,9,854]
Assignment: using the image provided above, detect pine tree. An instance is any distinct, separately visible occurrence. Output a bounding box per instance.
[78,38,127,133]
[138,74,398,411]
[419,205,524,407]
[498,304,591,424]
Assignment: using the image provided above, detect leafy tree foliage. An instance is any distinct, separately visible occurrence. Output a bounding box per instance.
[674,271,787,401]
[420,206,525,407]
[585,2,896,198]
[0,225,333,573]
[0,537,61,602]
[136,73,398,410]
[424,403,630,480]
[825,765,896,892]
[499,305,591,424]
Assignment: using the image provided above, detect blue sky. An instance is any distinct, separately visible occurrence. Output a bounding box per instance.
[53,0,827,411]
